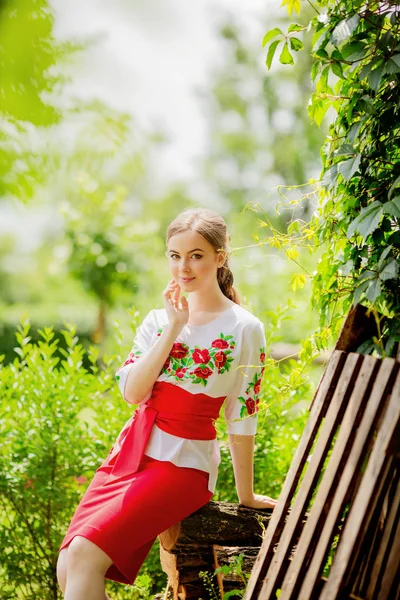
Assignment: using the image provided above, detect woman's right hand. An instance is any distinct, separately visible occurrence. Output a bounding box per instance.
[162,278,189,328]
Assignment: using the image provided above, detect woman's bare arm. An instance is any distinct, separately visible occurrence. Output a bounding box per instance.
[228,433,255,503]
[124,321,182,404]
[229,433,278,509]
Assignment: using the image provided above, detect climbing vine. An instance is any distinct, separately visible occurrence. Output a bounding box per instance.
[261,0,400,358]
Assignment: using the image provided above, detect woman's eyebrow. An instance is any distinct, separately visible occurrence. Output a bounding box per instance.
[168,248,205,254]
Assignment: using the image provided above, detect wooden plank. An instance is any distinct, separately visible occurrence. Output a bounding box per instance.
[377,509,400,600]
[243,349,348,599]
[367,471,400,599]
[343,455,393,597]
[320,365,400,600]
[333,304,377,354]
[256,352,363,599]
[280,355,384,599]
[351,459,398,596]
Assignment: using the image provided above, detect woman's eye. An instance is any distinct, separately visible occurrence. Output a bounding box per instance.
[169,254,202,260]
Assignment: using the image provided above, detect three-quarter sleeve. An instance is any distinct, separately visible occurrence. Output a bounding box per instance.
[224,320,266,435]
[115,309,156,403]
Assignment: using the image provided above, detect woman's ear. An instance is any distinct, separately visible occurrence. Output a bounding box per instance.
[218,251,227,268]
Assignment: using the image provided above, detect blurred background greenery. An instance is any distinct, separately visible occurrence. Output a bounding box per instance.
[0,0,334,597]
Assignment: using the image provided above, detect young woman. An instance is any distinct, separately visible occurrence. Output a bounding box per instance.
[57,207,277,599]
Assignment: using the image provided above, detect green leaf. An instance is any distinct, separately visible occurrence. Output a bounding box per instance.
[347,201,384,239]
[262,27,283,48]
[311,61,320,81]
[266,39,281,70]
[377,245,393,269]
[337,154,361,180]
[334,144,354,156]
[279,42,294,65]
[391,54,400,67]
[331,62,344,78]
[340,259,354,276]
[288,23,303,32]
[315,48,329,59]
[289,37,304,51]
[368,64,384,91]
[309,97,330,127]
[313,28,329,52]
[321,164,338,189]
[353,279,370,304]
[347,118,366,144]
[388,176,400,199]
[358,269,376,283]
[379,259,398,281]
[384,58,400,74]
[366,278,381,303]
[383,196,400,217]
[341,41,366,61]
[331,15,360,46]
[355,339,375,355]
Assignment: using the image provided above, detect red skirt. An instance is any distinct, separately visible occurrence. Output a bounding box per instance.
[58,452,212,585]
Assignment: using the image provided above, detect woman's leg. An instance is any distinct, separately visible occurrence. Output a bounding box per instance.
[56,547,68,594]
[64,536,114,600]
[57,544,113,599]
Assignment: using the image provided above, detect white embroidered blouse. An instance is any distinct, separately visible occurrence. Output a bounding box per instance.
[115,303,266,493]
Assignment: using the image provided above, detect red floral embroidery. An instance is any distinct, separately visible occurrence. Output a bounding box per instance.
[192,366,213,379]
[158,331,236,387]
[238,344,266,416]
[254,378,261,396]
[123,350,141,366]
[212,338,229,349]
[176,367,188,379]
[192,348,211,364]
[246,398,256,415]
[170,342,189,359]
[214,351,228,370]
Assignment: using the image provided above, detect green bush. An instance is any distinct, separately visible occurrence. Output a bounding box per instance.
[0,317,164,599]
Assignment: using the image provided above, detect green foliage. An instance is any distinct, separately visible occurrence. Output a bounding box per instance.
[0,0,85,200]
[261,0,400,357]
[0,315,164,599]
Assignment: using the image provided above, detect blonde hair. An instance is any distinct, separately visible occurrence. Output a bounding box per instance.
[166,208,241,305]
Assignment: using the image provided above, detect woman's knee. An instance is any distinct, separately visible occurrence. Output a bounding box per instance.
[67,535,113,573]
[56,547,68,593]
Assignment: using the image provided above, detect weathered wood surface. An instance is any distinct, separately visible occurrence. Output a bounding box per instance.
[243,304,400,600]
[157,501,273,599]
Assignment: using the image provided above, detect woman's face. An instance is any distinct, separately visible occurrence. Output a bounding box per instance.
[166,230,225,291]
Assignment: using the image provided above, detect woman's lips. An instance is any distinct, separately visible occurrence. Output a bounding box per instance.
[180,277,195,282]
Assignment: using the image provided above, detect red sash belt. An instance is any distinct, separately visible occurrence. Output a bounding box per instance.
[104,381,226,484]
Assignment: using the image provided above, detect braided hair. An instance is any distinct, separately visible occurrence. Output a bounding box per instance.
[166,207,241,305]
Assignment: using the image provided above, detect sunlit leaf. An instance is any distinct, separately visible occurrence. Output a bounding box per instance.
[266,39,281,70]
[289,37,304,51]
[337,154,361,181]
[279,42,294,65]
[347,201,384,239]
[331,15,360,46]
[262,27,283,48]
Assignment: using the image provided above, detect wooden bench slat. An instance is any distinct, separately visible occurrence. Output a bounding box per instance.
[258,352,364,598]
[319,366,400,600]
[366,471,400,599]
[288,357,395,599]
[244,349,348,599]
